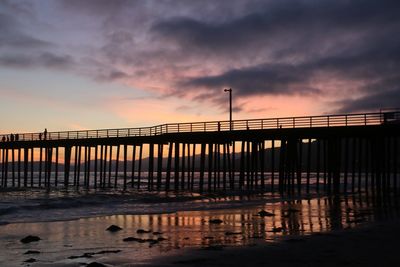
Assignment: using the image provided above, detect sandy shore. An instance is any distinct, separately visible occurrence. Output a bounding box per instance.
[145,219,400,267]
[1,192,399,266]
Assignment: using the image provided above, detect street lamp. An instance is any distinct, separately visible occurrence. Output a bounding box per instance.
[224,88,232,131]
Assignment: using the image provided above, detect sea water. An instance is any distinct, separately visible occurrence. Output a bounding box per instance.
[0,172,399,266]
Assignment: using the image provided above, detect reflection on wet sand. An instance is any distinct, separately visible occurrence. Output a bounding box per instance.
[135,192,400,251]
[0,191,399,266]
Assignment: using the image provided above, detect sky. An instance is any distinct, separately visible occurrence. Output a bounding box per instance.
[0,0,399,133]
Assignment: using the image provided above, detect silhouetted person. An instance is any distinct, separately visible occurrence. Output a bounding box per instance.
[39,133,42,140]
[44,128,47,140]
[6,136,9,142]
[1,136,5,142]
[15,134,19,141]
[218,122,221,131]
[10,134,14,142]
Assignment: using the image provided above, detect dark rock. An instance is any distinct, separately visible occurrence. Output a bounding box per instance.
[24,258,36,263]
[258,210,275,217]
[209,219,223,224]
[157,237,167,241]
[270,227,283,233]
[20,235,41,244]
[106,225,122,232]
[24,250,40,255]
[136,229,151,234]
[87,262,106,267]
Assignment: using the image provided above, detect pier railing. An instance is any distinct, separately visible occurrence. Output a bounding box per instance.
[2,111,399,142]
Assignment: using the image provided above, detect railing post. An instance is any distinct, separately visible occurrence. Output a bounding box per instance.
[96,130,99,138]
[310,117,312,127]
[139,128,141,136]
[204,122,206,131]
[87,131,89,138]
[277,118,279,128]
[190,123,193,132]
[327,116,330,127]
[293,117,295,128]
[58,132,60,140]
[261,120,263,129]
[345,115,348,126]
[364,114,367,125]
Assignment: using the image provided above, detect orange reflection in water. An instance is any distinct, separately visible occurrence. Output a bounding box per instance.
[0,192,399,266]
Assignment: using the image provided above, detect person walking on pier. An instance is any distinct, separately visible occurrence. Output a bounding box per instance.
[44,128,48,140]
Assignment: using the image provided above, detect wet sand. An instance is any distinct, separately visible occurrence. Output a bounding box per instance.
[146,219,400,267]
[1,192,399,266]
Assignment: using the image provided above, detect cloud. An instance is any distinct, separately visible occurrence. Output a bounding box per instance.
[148,0,400,111]
[0,13,51,49]
[336,88,400,113]
[182,63,320,97]
[2,0,400,116]
[152,0,400,55]
[0,52,74,69]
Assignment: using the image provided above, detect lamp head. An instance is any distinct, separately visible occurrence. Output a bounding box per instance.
[224,88,232,92]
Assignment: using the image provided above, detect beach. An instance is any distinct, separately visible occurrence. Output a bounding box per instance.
[147,218,400,267]
[1,189,399,266]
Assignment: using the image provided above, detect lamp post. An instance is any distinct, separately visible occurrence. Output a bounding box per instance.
[224,88,232,131]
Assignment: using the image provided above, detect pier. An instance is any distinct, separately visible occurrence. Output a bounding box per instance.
[1,111,399,193]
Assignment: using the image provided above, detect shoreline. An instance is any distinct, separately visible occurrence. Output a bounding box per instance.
[144,218,400,266]
[1,190,399,266]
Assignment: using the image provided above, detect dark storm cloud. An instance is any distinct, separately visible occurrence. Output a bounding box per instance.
[184,63,319,97]
[152,0,400,110]
[153,0,400,54]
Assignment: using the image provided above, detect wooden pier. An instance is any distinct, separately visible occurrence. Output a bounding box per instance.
[1,111,399,193]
